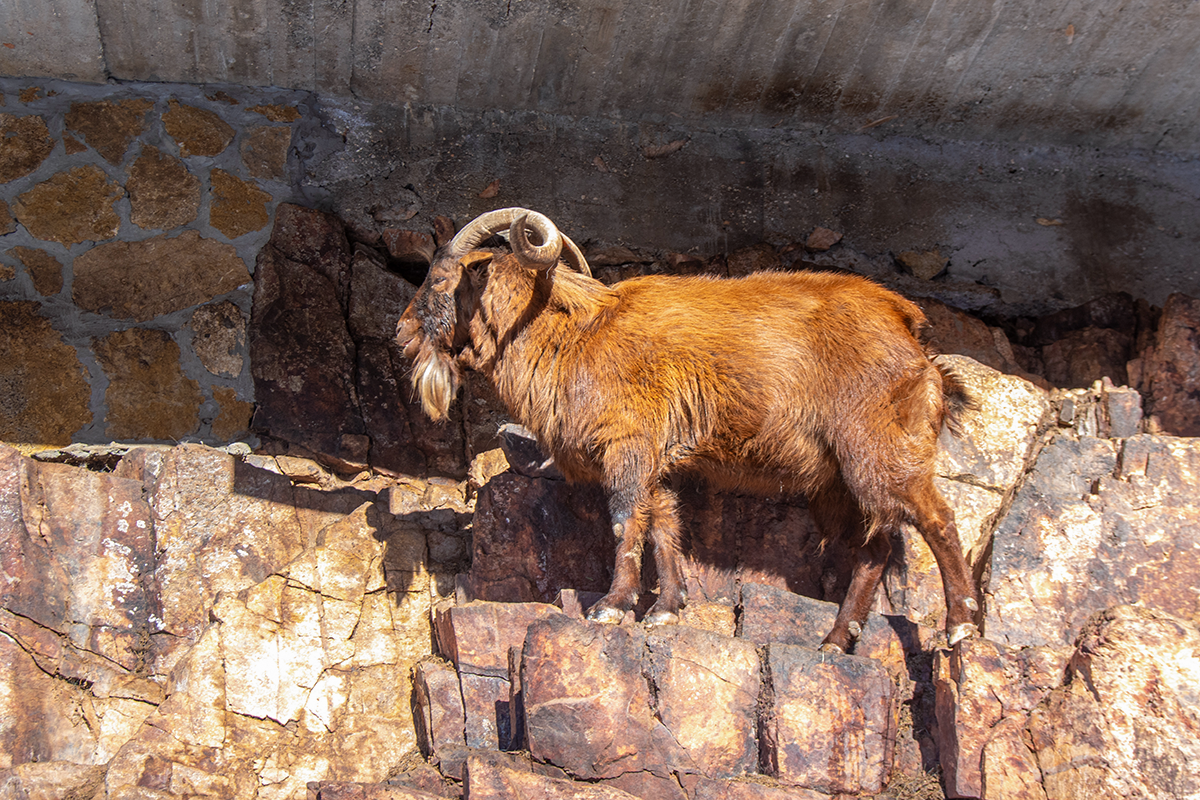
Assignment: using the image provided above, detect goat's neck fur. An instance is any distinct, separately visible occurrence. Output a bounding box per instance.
[465,259,616,444]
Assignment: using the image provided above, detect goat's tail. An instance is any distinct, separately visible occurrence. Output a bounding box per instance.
[937,362,975,438]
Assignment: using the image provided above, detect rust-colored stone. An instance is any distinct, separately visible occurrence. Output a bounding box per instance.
[62,133,87,155]
[805,226,843,252]
[460,672,514,750]
[934,637,1060,798]
[739,583,914,680]
[127,145,201,230]
[382,228,436,265]
[0,448,162,767]
[646,626,761,777]
[190,300,246,377]
[1141,293,1200,436]
[241,125,291,180]
[1028,606,1200,800]
[249,103,301,122]
[435,601,563,678]
[0,763,108,799]
[465,756,641,800]
[0,302,91,446]
[73,230,250,321]
[763,643,897,795]
[922,298,1037,382]
[0,113,54,183]
[249,239,367,471]
[163,98,235,157]
[210,386,252,442]
[13,165,123,246]
[987,434,1200,650]
[1042,326,1131,388]
[692,778,829,799]
[522,615,680,780]
[897,249,949,280]
[8,245,62,296]
[1,199,15,234]
[726,243,780,276]
[210,168,271,239]
[63,99,154,164]
[413,657,467,773]
[94,328,202,442]
[469,474,614,603]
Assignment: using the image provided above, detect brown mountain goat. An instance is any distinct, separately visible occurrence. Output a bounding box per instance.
[397,207,980,652]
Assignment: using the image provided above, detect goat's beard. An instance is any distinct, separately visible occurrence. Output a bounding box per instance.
[411,340,460,421]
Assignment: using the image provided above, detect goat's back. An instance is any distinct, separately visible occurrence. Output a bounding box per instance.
[528,269,949,503]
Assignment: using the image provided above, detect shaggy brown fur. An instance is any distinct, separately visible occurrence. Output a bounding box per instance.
[398,212,980,652]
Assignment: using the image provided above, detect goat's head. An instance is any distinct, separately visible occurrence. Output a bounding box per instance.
[396,207,591,420]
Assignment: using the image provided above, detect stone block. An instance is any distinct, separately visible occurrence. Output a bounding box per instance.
[987,434,1200,649]
[522,615,680,780]
[242,125,292,180]
[1042,326,1132,388]
[464,755,641,800]
[1141,293,1200,436]
[739,583,915,680]
[460,673,514,751]
[469,474,614,603]
[0,113,54,182]
[308,782,447,800]
[934,637,1062,798]
[210,168,271,238]
[412,657,466,767]
[163,98,234,157]
[0,303,91,446]
[73,230,250,321]
[8,245,62,296]
[128,145,200,230]
[692,777,828,799]
[762,643,897,795]
[64,98,154,164]
[1028,606,1200,800]
[434,601,563,678]
[94,328,202,441]
[13,165,123,246]
[645,626,760,777]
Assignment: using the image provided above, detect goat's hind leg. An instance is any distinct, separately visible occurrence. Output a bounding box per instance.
[809,484,889,654]
[910,479,980,644]
[821,529,892,654]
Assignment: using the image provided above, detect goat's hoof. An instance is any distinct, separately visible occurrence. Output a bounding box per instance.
[642,609,680,627]
[948,622,980,646]
[817,642,845,655]
[586,605,628,625]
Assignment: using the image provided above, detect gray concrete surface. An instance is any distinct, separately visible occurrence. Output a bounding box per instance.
[300,96,1200,314]
[4,1,1200,315]
[4,0,1200,154]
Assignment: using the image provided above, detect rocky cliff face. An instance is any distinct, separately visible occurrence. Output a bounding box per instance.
[4,285,1200,798]
[5,78,1200,800]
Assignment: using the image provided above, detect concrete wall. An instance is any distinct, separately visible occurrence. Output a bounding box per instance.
[4,0,1200,155]
[3,2,1199,317]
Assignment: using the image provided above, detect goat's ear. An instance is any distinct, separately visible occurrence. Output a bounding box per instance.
[460,251,493,273]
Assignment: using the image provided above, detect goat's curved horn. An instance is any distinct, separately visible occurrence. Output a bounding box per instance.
[560,234,592,278]
[445,208,533,259]
[510,212,563,270]
[446,207,591,276]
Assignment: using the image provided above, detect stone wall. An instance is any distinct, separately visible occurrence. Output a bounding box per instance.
[1,78,310,450]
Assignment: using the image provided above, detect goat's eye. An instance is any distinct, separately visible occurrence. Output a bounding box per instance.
[432,278,448,290]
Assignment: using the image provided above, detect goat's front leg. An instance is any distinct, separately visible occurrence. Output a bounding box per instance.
[588,443,665,625]
[586,490,649,624]
[642,484,687,625]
